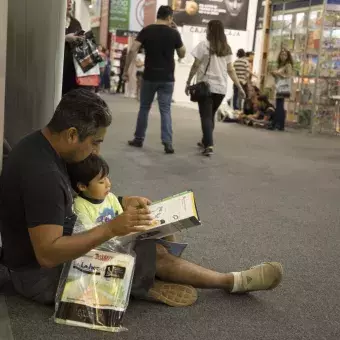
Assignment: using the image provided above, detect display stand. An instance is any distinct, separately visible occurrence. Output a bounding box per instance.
[109,30,139,94]
[109,32,129,92]
[264,0,340,134]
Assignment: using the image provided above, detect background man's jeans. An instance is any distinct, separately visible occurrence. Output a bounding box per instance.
[233,83,248,110]
[134,81,174,144]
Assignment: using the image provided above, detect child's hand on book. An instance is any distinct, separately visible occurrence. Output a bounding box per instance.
[108,206,153,236]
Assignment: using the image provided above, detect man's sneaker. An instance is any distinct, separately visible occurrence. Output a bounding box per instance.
[197,142,204,149]
[147,280,198,307]
[202,147,214,156]
[163,142,174,154]
[232,262,283,293]
[128,139,143,148]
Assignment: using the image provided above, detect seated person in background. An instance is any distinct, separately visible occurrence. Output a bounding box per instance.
[238,85,260,124]
[250,95,276,126]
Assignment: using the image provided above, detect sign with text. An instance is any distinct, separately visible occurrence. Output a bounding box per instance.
[109,0,130,31]
[171,0,249,31]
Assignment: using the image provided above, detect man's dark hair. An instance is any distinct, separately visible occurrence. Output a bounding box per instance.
[67,154,110,193]
[47,88,112,141]
[157,5,173,20]
[237,49,246,58]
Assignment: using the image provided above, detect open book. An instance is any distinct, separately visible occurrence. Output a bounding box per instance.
[118,190,201,245]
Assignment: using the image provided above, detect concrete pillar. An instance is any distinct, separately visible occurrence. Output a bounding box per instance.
[5,0,66,146]
[0,0,8,170]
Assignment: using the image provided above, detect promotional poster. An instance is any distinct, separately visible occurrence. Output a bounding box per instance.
[170,0,249,31]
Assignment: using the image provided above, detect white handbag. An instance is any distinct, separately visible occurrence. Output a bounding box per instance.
[276,78,291,98]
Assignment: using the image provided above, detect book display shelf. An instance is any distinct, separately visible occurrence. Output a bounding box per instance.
[109,32,129,91]
[263,0,340,134]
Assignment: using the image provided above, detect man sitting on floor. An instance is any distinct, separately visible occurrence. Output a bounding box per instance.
[0,89,283,307]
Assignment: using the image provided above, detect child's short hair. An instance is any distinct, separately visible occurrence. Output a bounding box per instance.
[67,154,109,193]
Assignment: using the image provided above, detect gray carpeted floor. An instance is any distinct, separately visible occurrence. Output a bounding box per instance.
[2,95,340,340]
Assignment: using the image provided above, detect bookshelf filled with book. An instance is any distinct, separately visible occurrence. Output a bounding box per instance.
[264,0,340,134]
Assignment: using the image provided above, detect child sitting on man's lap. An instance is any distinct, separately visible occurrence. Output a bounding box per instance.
[67,154,175,242]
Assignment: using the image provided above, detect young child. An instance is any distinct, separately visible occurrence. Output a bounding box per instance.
[67,154,123,227]
[67,154,176,242]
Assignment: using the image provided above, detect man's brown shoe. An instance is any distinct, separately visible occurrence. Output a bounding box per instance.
[147,280,198,307]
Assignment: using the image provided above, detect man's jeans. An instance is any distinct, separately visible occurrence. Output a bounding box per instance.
[134,81,174,144]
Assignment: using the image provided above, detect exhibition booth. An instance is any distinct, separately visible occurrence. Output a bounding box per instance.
[263,0,340,133]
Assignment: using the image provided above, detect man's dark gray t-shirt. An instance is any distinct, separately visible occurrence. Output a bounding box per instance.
[0,131,75,270]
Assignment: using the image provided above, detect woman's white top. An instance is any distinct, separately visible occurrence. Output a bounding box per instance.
[191,40,232,95]
[136,53,145,72]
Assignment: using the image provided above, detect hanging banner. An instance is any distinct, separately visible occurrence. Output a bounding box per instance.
[170,0,249,31]
[109,0,131,31]
[100,0,110,47]
[144,0,157,26]
[129,0,144,32]
[90,0,102,28]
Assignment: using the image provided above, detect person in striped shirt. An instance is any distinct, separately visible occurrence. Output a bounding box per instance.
[233,49,249,110]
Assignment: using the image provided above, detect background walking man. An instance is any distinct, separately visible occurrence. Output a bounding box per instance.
[123,5,186,154]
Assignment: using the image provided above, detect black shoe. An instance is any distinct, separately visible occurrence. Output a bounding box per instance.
[163,142,174,154]
[202,147,213,157]
[128,139,143,148]
[197,142,204,149]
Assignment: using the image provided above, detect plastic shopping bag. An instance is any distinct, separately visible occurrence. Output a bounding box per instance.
[73,30,102,73]
[74,59,100,86]
[54,217,135,333]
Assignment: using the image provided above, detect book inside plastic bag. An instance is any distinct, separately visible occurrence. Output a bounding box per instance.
[54,217,135,333]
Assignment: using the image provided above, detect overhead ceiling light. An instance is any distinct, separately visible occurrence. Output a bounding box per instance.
[89,4,93,8]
